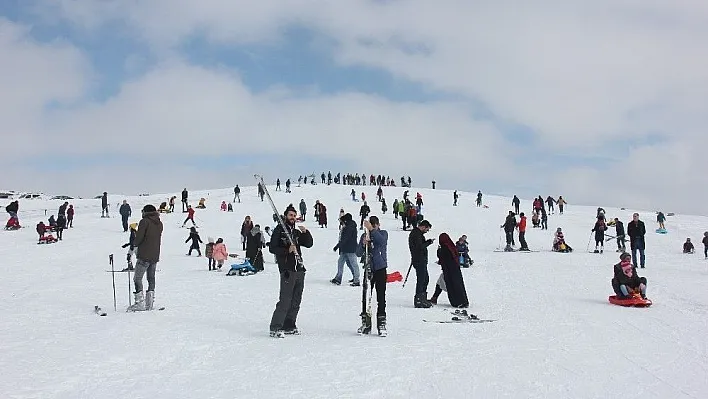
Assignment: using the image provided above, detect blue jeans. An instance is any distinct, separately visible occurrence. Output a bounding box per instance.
[631,240,646,267]
[335,253,360,283]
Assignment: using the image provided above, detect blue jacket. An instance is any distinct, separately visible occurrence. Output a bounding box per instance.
[334,220,358,254]
[356,229,388,271]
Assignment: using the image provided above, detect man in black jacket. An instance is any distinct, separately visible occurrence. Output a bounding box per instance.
[181,188,189,212]
[233,185,240,203]
[614,218,626,252]
[331,213,360,286]
[409,220,435,308]
[119,200,132,232]
[269,206,314,338]
[501,211,517,251]
[359,201,370,230]
[627,213,646,268]
[101,192,109,218]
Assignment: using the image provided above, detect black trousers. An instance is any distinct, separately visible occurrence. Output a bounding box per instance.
[371,268,387,317]
[505,231,513,246]
[519,231,527,249]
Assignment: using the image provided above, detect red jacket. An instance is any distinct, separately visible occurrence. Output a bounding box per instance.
[518,216,527,232]
[187,208,195,217]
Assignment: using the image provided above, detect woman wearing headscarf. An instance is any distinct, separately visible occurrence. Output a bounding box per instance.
[429,233,469,308]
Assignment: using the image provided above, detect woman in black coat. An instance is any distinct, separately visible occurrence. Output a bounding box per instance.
[430,232,469,308]
[245,224,266,271]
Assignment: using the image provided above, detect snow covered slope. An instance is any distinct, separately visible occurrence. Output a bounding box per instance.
[1,184,707,399]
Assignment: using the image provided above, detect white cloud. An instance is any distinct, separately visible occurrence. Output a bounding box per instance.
[6,2,708,214]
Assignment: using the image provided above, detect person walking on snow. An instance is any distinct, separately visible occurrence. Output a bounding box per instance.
[268,206,313,338]
[702,232,708,259]
[476,191,482,207]
[127,204,164,312]
[276,179,281,191]
[359,201,370,230]
[512,195,520,215]
[241,216,254,250]
[101,192,109,218]
[557,196,567,214]
[66,205,74,228]
[409,220,435,308]
[233,185,241,203]
[119,200,132,232]
[592,216,607,253]
[185,226,203,256]
[182,205,196,227]
[331,213,361,286]
[453,190,459,206]
[356,216,389,336]
[299,200,307,221]
[212,238,228,270]
[58,201,69,217]
[181,188,189,212]
[546,196,556,214]
[517,212,529,251]
[614,218,626,252]
[627,213,646,268]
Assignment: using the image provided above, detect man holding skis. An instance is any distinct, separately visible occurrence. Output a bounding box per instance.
[357,216,388,336]
[269,205,314,338]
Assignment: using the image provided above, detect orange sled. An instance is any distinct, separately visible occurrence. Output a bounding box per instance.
[608,294,652,307]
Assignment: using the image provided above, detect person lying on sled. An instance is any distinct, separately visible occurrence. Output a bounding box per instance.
[612,252,647,299]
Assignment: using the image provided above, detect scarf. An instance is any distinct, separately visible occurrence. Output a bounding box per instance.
[621,260,633,278]
[439,233,459,260]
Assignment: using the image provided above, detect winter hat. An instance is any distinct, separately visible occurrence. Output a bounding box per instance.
[419,220,432,228]
[342,213,353,222]
[142,204,157,213]
[284,205,297,216]
[619,252,631,261]
[129,223,138,231]
[208,237,215,243]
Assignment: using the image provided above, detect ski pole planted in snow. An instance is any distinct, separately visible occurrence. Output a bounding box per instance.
[109,254,116,311]
[127,265,132,307]
[402,262,414,288]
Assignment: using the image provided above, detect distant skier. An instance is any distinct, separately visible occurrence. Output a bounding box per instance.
[613,218,626,252]
[233,185,241,203]
[517,212,529,251]
[101,192,109,218]
[182,205,196,228]
[592,216,607,253]
[268,205,313,338]
[119,200,132,232]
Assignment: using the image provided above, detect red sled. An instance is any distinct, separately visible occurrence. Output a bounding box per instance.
[608,295,652,307]
[386,271,403,283]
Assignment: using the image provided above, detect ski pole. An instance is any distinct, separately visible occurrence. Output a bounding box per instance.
[402,262,414,288]
[127,265,132,307]
[109,254,116,312]
[586,232,593,252]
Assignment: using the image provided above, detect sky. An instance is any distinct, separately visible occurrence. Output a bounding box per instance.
[1,0,707,214]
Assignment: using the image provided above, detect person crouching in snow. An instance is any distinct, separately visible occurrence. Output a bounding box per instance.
[553,227,573,252]
[683,238,695,254]
[612,253,647,299]
[36,221,46,241]
[185,227,203,256]
[205,237,216,270]
[220,201,227,211]
[429,233,469,308]
[212,238,228,270]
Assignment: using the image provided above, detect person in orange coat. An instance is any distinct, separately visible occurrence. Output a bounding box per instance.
[517,212,529,251]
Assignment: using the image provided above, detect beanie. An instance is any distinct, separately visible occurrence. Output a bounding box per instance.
[142,204,157,213]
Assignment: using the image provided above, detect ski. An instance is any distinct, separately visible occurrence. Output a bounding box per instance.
[94,305,107,316]
[358,229,374,335]
[126,306,165,313]
[423,318,496,324]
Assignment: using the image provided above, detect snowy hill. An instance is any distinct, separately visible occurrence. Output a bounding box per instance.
[2,183,708,399]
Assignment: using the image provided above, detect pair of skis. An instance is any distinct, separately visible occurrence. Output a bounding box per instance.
[423,309,496,324]
[95,305,165,316]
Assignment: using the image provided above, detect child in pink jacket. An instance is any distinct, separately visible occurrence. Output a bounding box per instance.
[213,238,229,270]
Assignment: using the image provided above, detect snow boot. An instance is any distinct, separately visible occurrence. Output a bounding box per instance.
[127,291,145,312]
[414,294,433,308]
[330,278,341,285]
[377,316,387,337]
[269,330,285,338]
[145,291,154,311]
[357,313,372,335]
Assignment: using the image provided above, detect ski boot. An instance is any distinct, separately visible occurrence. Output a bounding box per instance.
[145,291,154,311]
[377,316,387,337]
[127,291,145,312]
[357,313,372,335]
[269,330,285,338]
[414,294,433,308]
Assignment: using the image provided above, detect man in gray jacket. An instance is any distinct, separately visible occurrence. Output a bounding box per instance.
[128,204,164,311]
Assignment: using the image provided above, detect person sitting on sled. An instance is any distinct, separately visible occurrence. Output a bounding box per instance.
[36,221,46,239]
[553,227,573,252]
[612,252,647,299]
[683,238,695,254]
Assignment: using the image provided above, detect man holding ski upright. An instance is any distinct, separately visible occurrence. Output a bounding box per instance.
[269,205,313,338]
[357,216,389,336]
